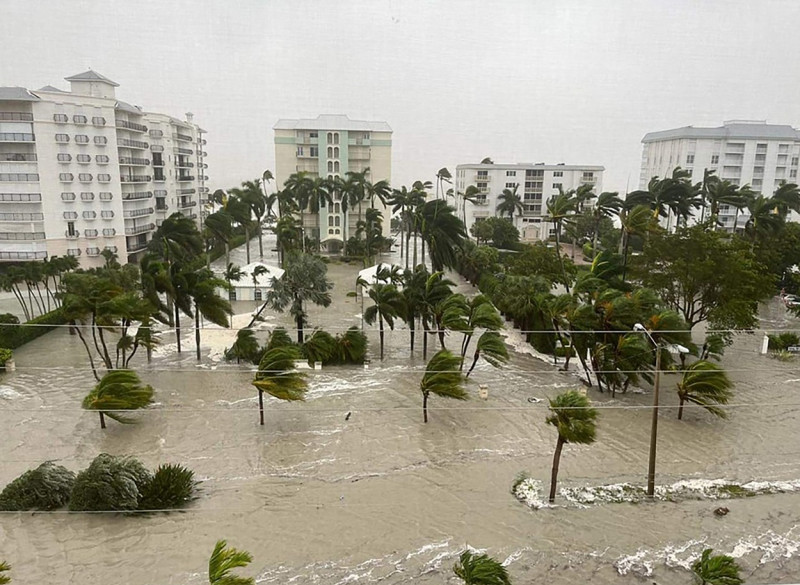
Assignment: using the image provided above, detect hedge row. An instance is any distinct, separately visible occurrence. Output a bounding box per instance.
[0,308,67,349]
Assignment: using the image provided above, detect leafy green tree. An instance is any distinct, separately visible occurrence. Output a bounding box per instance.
[265,253,332,343]
[302,329,337,365]
[505,242,576,286]
[745,194,784,247]
[691,548,743,585]
[225,328,261,364]
[418,271,457,358]
[453,550,511,585]
[0,462,75,511]
[361,282,405,360]
[590,192,623,257]
[470,220,494,246]
[148,212,204,264]
[546,391,598,502]
[420,349,467,423]
[465,331,509,377]
[209,540,254,585]
[82,370,154,429]
[676,360,733,420]
[69,454,152,511]
[470,217,519,248]
[205,210,234,267]
[545,189,579,290]
[226,187,258,264]
[252,346,307,426]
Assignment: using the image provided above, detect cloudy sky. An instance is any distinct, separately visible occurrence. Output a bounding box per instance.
[4,0,800,194]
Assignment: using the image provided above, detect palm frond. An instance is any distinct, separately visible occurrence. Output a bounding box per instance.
[546,391,598,445]
[691,548,743,585]
[209,540,254,585]
[453,550,511,585]
[82,370,154,424]
[252,346,307,401]
[421,349,467,399]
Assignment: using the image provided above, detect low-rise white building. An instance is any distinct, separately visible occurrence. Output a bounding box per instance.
[222,262,284,302]
[454,162,604,240]
[0,70,208,266]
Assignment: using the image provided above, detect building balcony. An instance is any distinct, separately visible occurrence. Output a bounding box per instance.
[0,133,35,142]
[174,147,193,155]
[122,191,153,201]
[175,161,194,168]
[177,175,194,182]
[0,153,37,162]
[474,174,490,182]
[175,133,193,142]
[0,193,41,203]
[0,250,47,260]
[84,229,98,239]
[178,188,195,194]
[347,138,371,146]
[119,157,150,166]
[179,200,197,209]
[65,230,80,239]
[155,204,169,212]
[125,223,155,235]
[121,175,151,183]
[0,112,33,122]
[116,120,148,133]
[0,212,43,222]
[0,231,46,241]
[126,240,149,253]
[123,207,154,218]
[580,176,596,184]
[473,197,488,205]
[118,138,149,150]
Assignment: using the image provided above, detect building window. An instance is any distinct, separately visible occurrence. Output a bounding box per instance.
[505,182,517,189]
[78,173,93,182]
[99,192,113,200]
[328,216,334,227]
[59,173,74,182]
[55,134,70,143]
[92,117,106,126]
[76,154,91,163]
[63,211,78,219]
[73,115,87,124]
[792,157,799,167]
[0,173,38,182]
[83,211,96,219]
[506,171,516,176]
[779,144,790,153]
[553,171,563,177]
[328,161,333,172]
[327,132,333,144]
[334,161,340,173]
[80,192,95,201]
[333,132,339,145]
[334,216,340,227]
[75,135,89,144]
[96,155,109,164]
[94,136,107,145]
[309,131,318,138]
[57,153,72,162]
[54,114,69,123]
[711,154,719,164]
[103,228,116,236]
[101,210,114,218]
[327,146,333,158]
[686,154,695,164]
[98,174,111,182]
[334,202,340,213]
[66,221,76,237]
[791,169,798,179]
[553,182,562,190]
[229,290,237,301]
[61,192,76,201]
[310,146,318,157]
[254,289,262,301]
[334,147,339,158]
[296,147,304,156]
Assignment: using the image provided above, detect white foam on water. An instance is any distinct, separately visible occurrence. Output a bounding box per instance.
[404,540,451,560]
[0,386,23,400]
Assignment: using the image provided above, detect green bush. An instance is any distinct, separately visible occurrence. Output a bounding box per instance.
[768,332,800,351]
[69,454,152,512]
[0,308,67,349]
[334,327,368,364]
[302,329,338,365]
[138,464,196,511]
[0,348,11,369]
[554,345,576,358]
[0,462,75,511]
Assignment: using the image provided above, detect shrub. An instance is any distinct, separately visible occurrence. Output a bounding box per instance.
[0,348,11,370]
[138,464,196,511]
[768,332,800,351]
[0,308,67,349]
[69,454,152,511]
[0,462,75,511]
[265,327,294,351]
[334,327,368,364]
[302,329,337,365]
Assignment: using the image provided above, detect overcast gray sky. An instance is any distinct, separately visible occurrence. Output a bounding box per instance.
[4,0,800,194]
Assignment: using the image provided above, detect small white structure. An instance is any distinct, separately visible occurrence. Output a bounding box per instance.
[221,262,284,302]
[357,263,401,291]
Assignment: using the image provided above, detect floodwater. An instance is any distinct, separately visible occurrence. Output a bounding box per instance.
[1,234,799,584]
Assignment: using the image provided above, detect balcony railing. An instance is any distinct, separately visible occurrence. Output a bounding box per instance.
[84,229,98,239]
[118,138,149,149]
[125,223,155,235]
[122,191,153,201]
[179,200,197,208]
[116,120,148,132]
[474,174,490,182]
[155,204,169,211]
[347,138,371,146]
[0,112,33,121]
[175,161,194,168]
[126,240,149,252]
[174,147,193,155]
[580,176,596,183]
[473,197,488,205]
[119,157,150,166]
[175,133,193,142]
[123,207,154,218]
[0,193,41,202]
[0,251,47,260]
[178,188,195,194]
[0,133,35,142]
[0,153,37,162]
[0,212,43,221]
[65,230,80,239]
[121,175,151,183]
[177,175,194,181]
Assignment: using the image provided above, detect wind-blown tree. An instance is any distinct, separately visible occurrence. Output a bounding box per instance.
[0,462,75,511]
[407,185,427,268]
[225,328,261,364]
[619,204,656,282]
[675,360,733,420]
[390,186,413,267]
[458,294,503,367]
[274,214,302,267]
[305,175,333,241]
[82,370,154,429]
[205,210,234,267]
[465,331,509,377]
[590,192,623,258]
[264,252,333,343]
[496,185,523,221]
[545,189,579,291]
[0,561,9,584]
[771,181,800,217]
[208,540,254,585]
[186,268,231,361]
[252,346,307,426]
[435,167,452,200]
[459,184,482,228]
[148,212,204,265]
[241,179,268,259]
[419,270,457,358]
[226,190,256,264]
[546,390,598,503]
[361,281,405,360]
[453,550,512,585]
[401,264,428,353]
[705,178,747,230]
[745,194,784,248]
[691,548,743,585]
[419,199,467,271]
[419,349,467,423]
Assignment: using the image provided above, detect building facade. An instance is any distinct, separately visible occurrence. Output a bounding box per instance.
[455,162,604,241]
[640,120,800,230]
[0,70,207,266]
[273,115,392,248]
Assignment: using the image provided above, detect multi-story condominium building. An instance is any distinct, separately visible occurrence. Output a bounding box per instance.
[273,115,392,249]
[455,162,604,241]
[0,70,207,266]
[640,120,800,230]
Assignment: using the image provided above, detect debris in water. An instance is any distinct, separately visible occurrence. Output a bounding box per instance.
[345,411,352,421]
[714,507,730,516]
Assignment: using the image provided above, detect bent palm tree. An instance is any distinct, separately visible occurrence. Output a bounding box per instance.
[208,540,254,585]
[0,561,10,585]
[453,550,511,585]
[691,548,743,585]
[361,282,405,360]
[465,331,509,377]
[420,349,467,423]
[496,185,523,221]
[546,391,598,502]
[676,360,733,420]
[82,370,154,429]
[252,346,307,426]
[545,190,578,291]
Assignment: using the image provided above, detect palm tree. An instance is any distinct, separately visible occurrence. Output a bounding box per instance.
[545,190,579,291]
[619,204,655,283]
[226,328,260,364]
[460,185,482,229]
[676,360,733,420]
[264,253,332,343]
[226,191,255,264]
[590,192,623,258]
[408,186,427,268]
[419,199,467,272]
[435,167,452,200]
[149,212,204,265]
[453,550,512,585]
[465,331,509,377]
[305,175,333,243]
[0,561,9,585]
[744,194,783,248]
[420,349,466,423]
[772,181,800,216]
[187,268,231,361]
[252,346,307,426]
[401,265,428,353]
[546,390,598,503]
[239,179,268,258]
[419,270,457,359]
[458,294,503,367]
[205,210,234,266]
[496,185,523,221]
[361,282,405,360]
[82,370,154,429]
[390,186,413,266]
[208,540,254,585]
[691,548,743,585]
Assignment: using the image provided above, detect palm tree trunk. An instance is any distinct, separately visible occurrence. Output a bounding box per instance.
[422,323,429,359]
[379,317,384,360]
[296,313,304,344]
[555,228,570,294]
[423,390,429,423]
[409,319,415,352]
[412,229,418,268]
[245,227,251,264]
[549,436,565,503]
[258,389,264,426]
[225,242,230,268]
[73,321,100,381]
[258,221,264,257]
[195,303,201,361]
[99,411,106,430]
[460,333,473,369]
[466,349,480,377]
[175,304,182,353]
[621,231,630,284]
[678,397,684,420]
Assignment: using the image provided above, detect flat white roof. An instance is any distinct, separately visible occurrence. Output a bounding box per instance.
[274,114,391,133]
[456,162,604,171]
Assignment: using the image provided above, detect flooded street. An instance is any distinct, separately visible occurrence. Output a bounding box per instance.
[2,235,800,584]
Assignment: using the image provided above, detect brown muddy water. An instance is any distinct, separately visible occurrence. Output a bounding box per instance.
[1,234,799,584]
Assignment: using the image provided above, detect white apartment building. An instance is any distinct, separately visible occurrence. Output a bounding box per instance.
[640,120,800,230]
[0,70,207,266]
[455,162,604,241]
[273,115,392,249]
